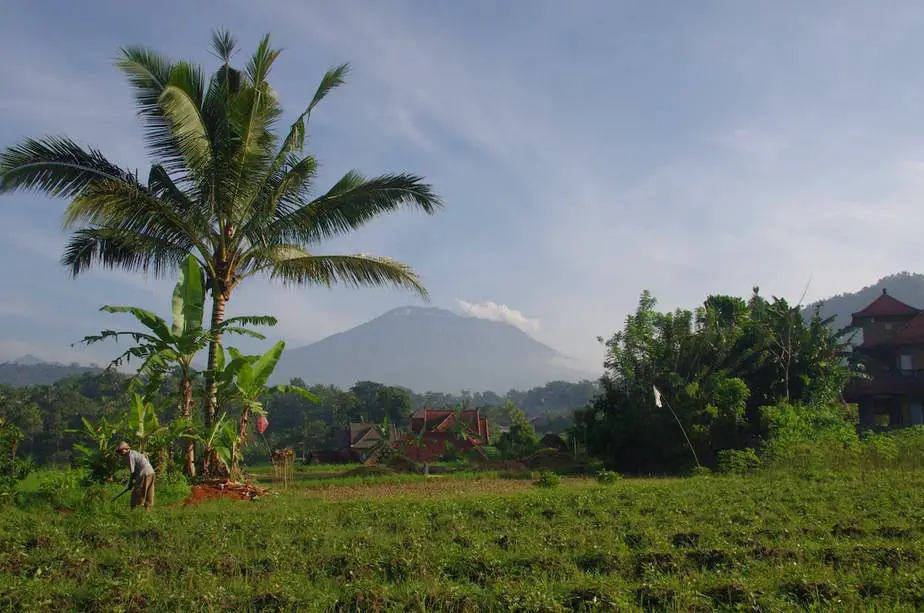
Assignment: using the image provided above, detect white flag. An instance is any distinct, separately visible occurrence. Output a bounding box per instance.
[653,385,663,408]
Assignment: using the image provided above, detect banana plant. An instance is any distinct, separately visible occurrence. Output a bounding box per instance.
[78,256,276,477]
[204,413,239,477]
[213,341,317,473]
[68,415,123,483]
[124,393,197,475]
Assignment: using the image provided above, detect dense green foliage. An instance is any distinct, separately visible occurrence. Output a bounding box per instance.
[574,289,853,474]
[0,369,595,466]
[0,420,31,504]
[3,468,924,611]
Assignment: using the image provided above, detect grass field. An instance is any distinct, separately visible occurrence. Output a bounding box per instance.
[2,469,924,611]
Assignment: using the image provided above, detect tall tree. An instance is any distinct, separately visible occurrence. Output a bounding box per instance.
[0,30,442,436]
[575,289,851,473]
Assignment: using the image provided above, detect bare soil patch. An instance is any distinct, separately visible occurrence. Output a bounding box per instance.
[183,480,268,506]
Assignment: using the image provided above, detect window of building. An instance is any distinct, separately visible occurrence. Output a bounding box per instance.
[884,322,893,331]
[899,354,913,371]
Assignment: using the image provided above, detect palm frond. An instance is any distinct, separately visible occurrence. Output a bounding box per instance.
[238,155,317,239]
[147,164,201,221]
[116,46,173,118]
[0,137,137,198]
[303,64,350,143]
[61,227,190,277]
[262,63,349,185]
[63,177,202,248]
[158,63,211,176]
[261,172,442,244]
[245,34,281,86]
[265,251,429,299]
[116,47,188,173]
[210,29,237,64]
[226,80,282,218]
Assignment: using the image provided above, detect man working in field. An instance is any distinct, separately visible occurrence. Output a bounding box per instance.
[116,442,155,511]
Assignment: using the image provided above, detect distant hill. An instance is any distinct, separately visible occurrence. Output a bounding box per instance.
[804,271,924,331]
[0,359,102,386]
[273,306,598,392]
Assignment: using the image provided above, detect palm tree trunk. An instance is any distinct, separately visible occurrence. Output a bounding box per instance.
[180,377,196,478]
[203,291,227,475]
[205,292,227,427]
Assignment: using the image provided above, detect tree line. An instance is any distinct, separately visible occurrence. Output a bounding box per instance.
[0,372,596,465]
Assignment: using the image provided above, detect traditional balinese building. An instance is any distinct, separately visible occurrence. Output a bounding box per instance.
[310,423,396,464]
[393,408,491,463]
[844,288,924,427]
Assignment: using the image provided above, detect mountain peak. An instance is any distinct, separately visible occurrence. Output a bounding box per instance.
[274,305,597,392]
[13,354,45,366]
[381,306,458,319]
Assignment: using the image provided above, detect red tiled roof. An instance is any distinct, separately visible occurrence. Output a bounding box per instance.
[852,289,919,319]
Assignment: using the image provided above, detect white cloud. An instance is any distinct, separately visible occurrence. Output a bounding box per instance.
[458,299,541,333]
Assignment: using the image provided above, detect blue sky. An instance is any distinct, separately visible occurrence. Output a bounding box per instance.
[3,1,924,375]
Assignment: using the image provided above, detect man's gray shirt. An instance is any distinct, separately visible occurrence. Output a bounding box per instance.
[128,450,155,479]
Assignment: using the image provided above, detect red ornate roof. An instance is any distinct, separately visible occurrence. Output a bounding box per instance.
[852,289,919,319]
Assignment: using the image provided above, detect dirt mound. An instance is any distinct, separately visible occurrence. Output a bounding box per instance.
[384,455,419,473]
[183,480,269,506]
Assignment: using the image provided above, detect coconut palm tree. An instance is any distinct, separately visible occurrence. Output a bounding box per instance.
[0,30,442,437]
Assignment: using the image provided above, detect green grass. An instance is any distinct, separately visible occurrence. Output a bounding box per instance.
[3,469,924,611]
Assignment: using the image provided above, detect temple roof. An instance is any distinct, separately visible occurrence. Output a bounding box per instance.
[852,288,919,319]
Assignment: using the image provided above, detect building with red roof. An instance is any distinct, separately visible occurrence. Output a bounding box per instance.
[392,408,491,464]
[845,288,924,427]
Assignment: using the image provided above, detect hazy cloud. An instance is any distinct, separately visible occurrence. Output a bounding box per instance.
[458,300,541,333]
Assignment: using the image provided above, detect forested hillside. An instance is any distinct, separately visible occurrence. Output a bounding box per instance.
[806,271,924,331]
[0,361,101,386]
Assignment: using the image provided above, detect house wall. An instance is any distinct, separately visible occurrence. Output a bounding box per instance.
[861,319,901,345]
[859,315,918,345]
[859,345,924,373]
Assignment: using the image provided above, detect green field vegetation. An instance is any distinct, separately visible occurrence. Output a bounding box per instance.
[2,469,924,612]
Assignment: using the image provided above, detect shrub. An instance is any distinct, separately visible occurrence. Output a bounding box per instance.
[596,469,622,485]
[690,465,713,477]
[0,419,32,505]
[717,448,760,475]
[34,469,84,509]
[759,401,858,469]
[533,470,560,489]
[861,432,899,470]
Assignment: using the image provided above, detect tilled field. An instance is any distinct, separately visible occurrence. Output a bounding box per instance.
[2,472,924,611]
